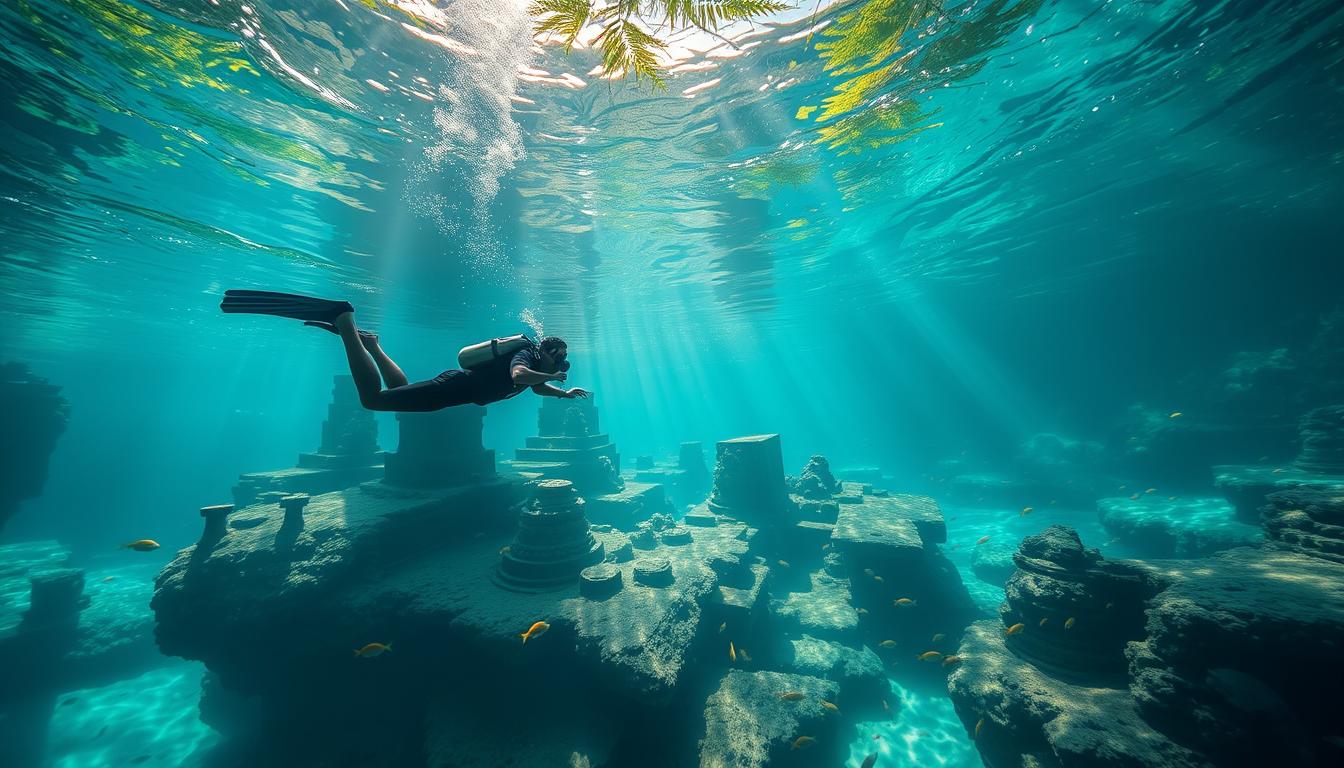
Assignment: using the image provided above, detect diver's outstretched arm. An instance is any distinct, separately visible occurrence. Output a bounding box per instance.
[531,384,589,399]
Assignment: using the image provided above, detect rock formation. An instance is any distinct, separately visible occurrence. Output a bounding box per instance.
[495,479,604,591]
[383,404,494,488]
[948,519,1344,767]
[0,362,69,531]
[1097,495,1262,557]
[505,396,622,493]
[1215,403,1344,523]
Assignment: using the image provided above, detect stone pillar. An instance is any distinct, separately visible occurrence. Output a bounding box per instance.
[1295,405,1344,474]
[280,494,310,530]
[707,434,790,526]
[496,479,604,591]
[383,406,495,488]
[298,375,381,469]
[200,504,234,543]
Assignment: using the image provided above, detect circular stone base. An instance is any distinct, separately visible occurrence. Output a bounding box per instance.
[660,526,692,545]
[634,557,673,587]
[580,563,623,599]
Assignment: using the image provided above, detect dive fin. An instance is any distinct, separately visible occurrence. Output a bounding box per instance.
[220,290,354,324]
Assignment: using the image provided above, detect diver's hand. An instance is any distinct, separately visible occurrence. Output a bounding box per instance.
[564,388,590,399]
[550,371,568,383]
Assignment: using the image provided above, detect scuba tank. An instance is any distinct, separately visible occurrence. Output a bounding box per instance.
[458,334,534,371]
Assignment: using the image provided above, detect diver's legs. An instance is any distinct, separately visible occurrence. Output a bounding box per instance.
[335,312,389,409]
[362,333,410,389]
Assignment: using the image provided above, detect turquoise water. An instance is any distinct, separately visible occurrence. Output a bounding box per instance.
[2,0,1342,766]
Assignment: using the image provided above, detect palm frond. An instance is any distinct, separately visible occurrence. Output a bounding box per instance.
[594,17,666,87]
[530,0,593,51]
[663,0,791,30]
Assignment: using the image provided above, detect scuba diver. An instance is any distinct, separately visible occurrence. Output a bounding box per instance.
[220,290,590,412]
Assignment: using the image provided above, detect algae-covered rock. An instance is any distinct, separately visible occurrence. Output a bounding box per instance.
[699,670,841,768]
[785,635,885,713]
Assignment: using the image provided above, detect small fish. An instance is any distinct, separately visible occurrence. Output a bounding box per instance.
[738,648,752,662]
[1169,411,1182,418]
[861,753,879,768]
[931,633,945,643]
[101,576,117,583]
[917,651,942,661]
[975,536,990,545]
[1129,493,1140,500]
[820,543,830,550]
[863,568,875,577]
[729,641,736,662]
[1105,602,1114,610]
[1064,617,1076,630]
[354,642,392,658]
[881,699,891,713]
[499,545,511,555]
[942,655,962,667]
[873,575,884,583]
[974,718,985,738]
[873,734,882,740]
[60,697,79,706]
[1272,467,1286,474]
[894,597,916,607]
[1005,623,1026,636]
[1021,506,1033,516]
[778,691,805,701]
[1145,488,1157,494]
[122,540,160,552]
[1118,485,1127,491]
[777,560,790,568]
[821,700,839,713]
[1168,496,1177,501]
[857,607,869,615]
[520,621,549,644]
[719,622,727,633]
[791,735,815,750]
[880,640,897,648]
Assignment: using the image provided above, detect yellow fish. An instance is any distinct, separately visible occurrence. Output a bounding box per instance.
[1039,618,1049,628]
[820,700,839,713]
[778,560,790,568]
[1021,506,1034,516]
[1065,617,1076,630]
[975,718,985,738]
[894,597,916,607]
[729,641,737,662]
[1145,488,1157,494]
[520,621,549,644]
[778,691,805,701]
[942,655,962,667]
[931,633,945,643]
[719,622,727,633]
[1169,411,1182,418]
[123,540,160,552]
[499,545,511,555]
[857,608,869,615]
[354,642,391,658]
[873,575,884,583]
[790,736,815,750]
[1005,623,1026,636]
[975,536,990,545]
[917,651,942,661]
[880,640,897,648]
[1105,602,1114,610]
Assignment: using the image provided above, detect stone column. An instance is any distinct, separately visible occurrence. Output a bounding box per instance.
[707,434,790,527]
[496,479,604,591]
[383,406,495,488]
[298,375,381,469]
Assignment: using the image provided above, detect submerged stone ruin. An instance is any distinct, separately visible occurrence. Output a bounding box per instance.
[0,541,160,767]
[148,400,985,767]
[234,375,384,506]
[0,362,69,532]
[947,505,1344,767]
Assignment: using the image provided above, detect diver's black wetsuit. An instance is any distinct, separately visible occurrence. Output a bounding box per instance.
[379,345,548,412]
